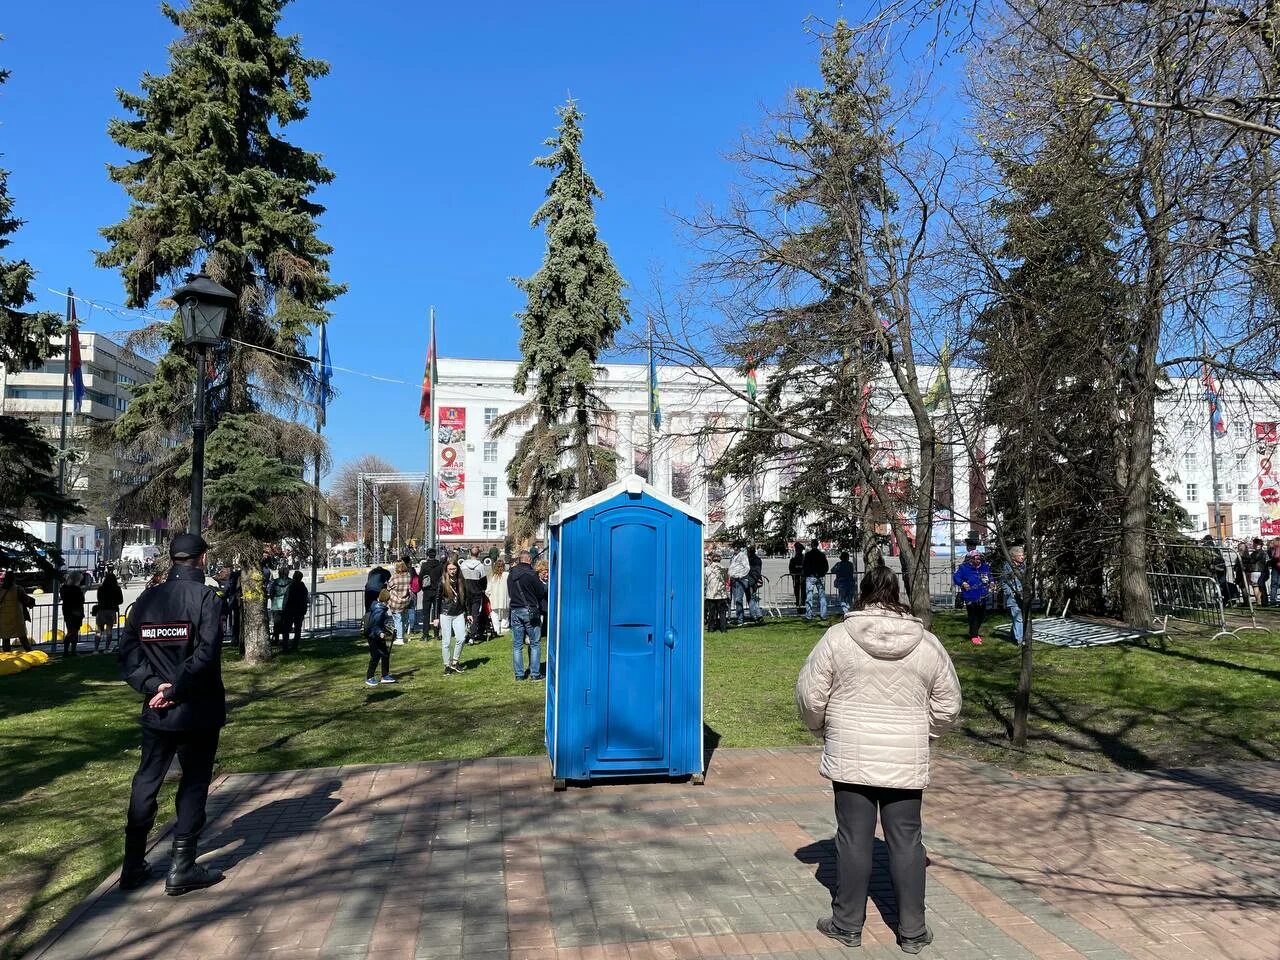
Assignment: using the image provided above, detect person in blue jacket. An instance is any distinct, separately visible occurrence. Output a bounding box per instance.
[952,550,991,645]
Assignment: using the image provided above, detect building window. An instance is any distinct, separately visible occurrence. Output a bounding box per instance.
[1186,483,1198,501]
[482,510,498,532]
[514,409,530,427]
[1182,452,1196,471]
[671,463,691,501]
[634,448,650,482]
[483,441,498,463]
[1233,422,1247,439]
[1238,483,1250,501]
[484,407,498,425]
[483,476,498,498]
[1214,483,1227,501]
[1236,453,1247,471]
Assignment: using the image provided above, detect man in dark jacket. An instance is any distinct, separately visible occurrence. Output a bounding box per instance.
[507,550,547,681]
[117,533,225,896]
[802,539,830,621]
[789,542,805,614]
[363,564,391,612]
[281,571,309,652]
[418,548,444,642]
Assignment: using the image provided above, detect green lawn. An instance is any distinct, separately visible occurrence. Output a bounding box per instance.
[2,614,1277,958]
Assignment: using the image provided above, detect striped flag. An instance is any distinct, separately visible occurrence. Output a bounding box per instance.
[1203,367,1226,436]
[649,345,661,431]
[68,301,85,413]
[746,358,757,427]
[419,318,436,423]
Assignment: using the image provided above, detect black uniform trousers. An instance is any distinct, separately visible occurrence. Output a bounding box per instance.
[831,782,927,939]
[421,591,440,637]
[127,726,220,840]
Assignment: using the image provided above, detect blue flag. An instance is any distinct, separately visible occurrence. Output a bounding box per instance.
[317,323,332,428]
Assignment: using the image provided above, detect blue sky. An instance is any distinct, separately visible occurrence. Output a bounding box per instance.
[2,0,918,477]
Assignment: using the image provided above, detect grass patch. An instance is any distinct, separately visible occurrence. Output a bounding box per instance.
[2,614,1277,957]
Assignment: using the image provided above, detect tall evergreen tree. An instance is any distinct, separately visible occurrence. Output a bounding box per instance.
[498,100,630,540]
[97,0,341,662]
[0,48,80,571]
[686,21,944,620]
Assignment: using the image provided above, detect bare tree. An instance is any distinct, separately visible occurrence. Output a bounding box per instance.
[655,21,955,622]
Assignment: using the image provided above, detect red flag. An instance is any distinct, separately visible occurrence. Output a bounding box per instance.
[419,325,436,422]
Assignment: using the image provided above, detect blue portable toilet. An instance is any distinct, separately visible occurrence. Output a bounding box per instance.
[545,474,705,788]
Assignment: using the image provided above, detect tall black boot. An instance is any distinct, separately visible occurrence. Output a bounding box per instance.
[164,837,224,896]
[119,828,156,890]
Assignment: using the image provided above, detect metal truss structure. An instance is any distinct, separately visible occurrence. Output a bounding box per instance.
[356,471,430,567]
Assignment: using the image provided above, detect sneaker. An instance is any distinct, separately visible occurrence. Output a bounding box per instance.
[380,675,397,684]
[897,926,933,954]
[817,917,861,947]
[393,639,405,646]
[447,662,463,674]
[970,636,983,645]
[364,677,380,687]
[530,674,544,681]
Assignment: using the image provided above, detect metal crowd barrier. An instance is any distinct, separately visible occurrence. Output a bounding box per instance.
[1146,572,1227,638]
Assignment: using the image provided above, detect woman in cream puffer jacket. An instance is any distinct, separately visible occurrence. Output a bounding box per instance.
[795,565,962,955]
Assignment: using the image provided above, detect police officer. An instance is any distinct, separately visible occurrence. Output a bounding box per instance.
[117,533,226,896]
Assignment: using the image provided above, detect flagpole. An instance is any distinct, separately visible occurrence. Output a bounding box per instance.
[427,306,436,551]
[647,315,654,473]
[52,289,73,650]
[1205,333,1225,544]
[310,321,325,613]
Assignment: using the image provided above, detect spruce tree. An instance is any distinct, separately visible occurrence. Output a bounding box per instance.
[703,22,943,619]
[499,100,630,539]
[0,50,80,571]
[97,0,341,662]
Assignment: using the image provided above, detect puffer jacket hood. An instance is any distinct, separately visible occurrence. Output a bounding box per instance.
[796,606,962,789]
[844,609,923,660]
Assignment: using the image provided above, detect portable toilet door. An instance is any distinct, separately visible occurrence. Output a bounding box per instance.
[546,474,704,787]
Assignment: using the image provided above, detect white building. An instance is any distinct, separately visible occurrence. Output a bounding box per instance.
[433,356,1280,545]
[0,331,166,554]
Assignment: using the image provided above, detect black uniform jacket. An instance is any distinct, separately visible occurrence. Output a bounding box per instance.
[118,564,226,732]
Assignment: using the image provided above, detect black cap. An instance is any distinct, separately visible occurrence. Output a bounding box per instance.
[170,533,209,559]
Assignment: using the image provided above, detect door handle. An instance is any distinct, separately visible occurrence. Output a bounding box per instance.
[665,627,676,649]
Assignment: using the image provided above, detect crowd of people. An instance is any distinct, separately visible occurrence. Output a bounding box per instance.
[359,546,548,686]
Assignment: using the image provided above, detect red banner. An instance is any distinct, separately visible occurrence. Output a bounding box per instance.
[1258,423,1280,536]
[437,406,466,535]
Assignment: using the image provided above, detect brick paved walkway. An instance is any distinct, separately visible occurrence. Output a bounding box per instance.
[27,750,1279,960]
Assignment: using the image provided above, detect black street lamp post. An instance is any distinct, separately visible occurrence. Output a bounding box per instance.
[172,271,235,536]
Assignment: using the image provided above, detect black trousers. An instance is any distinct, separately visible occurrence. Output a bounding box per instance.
[832,782,927,939]
[366,636,390,680]
[965,602,986,638]
[127,726,220,840]
[793,576,804,611]
[705,598,728,633]
[421,593,439,635]
[465,585,485,637]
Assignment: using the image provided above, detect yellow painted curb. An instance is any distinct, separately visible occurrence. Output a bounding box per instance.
[321,569,363,582]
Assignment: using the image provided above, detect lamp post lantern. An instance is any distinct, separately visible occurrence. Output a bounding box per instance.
[172,271,235,536]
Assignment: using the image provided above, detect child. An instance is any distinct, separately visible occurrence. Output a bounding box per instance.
[364,587,396,686]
